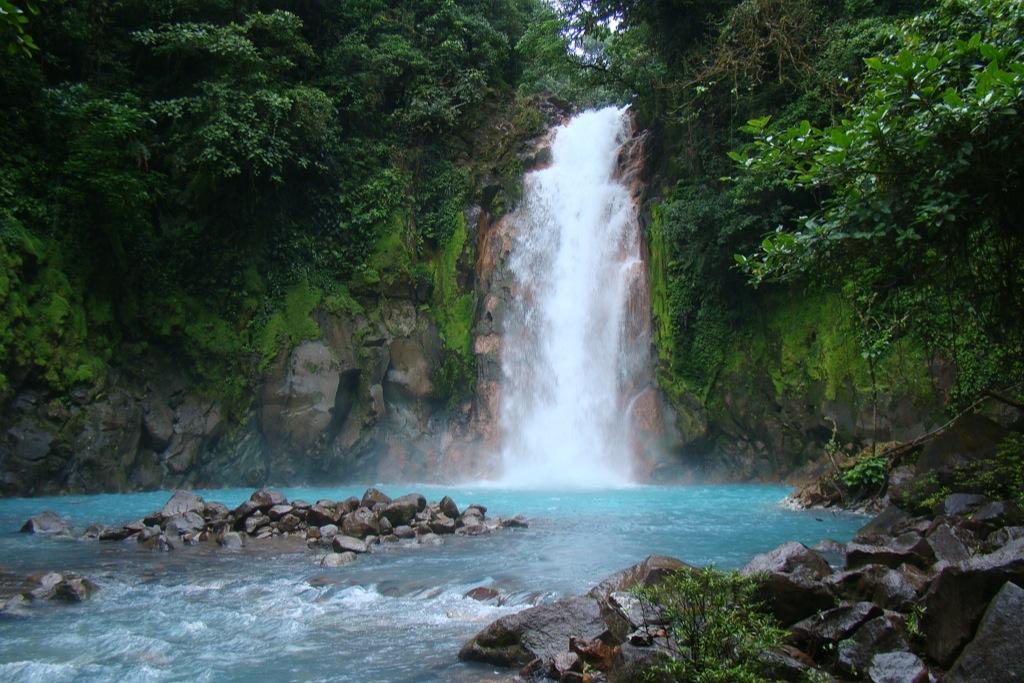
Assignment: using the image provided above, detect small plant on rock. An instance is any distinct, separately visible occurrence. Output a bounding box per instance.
[632,566,786,683]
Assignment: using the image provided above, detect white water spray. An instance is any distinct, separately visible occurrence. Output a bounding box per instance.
[498,106,646,488]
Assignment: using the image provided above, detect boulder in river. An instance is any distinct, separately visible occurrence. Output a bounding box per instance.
[250,487,287,509]
[322,552,357,568]
[159,490,205,519]
[20,511,72,535]
[459,595,606,668]
[332,535,368,554]
[341,507,379,538]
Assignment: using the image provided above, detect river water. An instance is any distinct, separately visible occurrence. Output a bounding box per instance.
[0,484,863,682]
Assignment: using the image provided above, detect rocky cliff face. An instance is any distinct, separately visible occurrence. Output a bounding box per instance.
[0,101,566,497]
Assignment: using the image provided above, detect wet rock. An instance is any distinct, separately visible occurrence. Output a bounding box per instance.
[20,511,72,535]
[332,535,368,554]
[28,571,65,600]
[915,414,1007,480]
[393,525,415,540]
[82,523,109,541]
[459,595,605,668]
[501,515,529,529]
[417,533,443,546]
[855,506,912,544]
[790,602,882,653]
[607,642,662,683]
[552,651,581,678]
[244,513,270,535]
[926,523,971,565]
[602,591,649,642]
[307,503,341,527]
[428,515,456,535]
[836,614,910,678]
[760,645,818,682]
[465,586,500,602]
[867,651,929,683]
[203,502,230,523]
[439,495,460,519]
[361,487,391,509]
[741,542,835,625]
[845,533,936,570]
[829,564,927,611]
[341,507,379,538]
[945,580,1024,682]
[159,490,205,519]
[934,492,990,518]
[163,511,205,535]
[232,500,260,521]
[217,531,244,548]
[382,497,420,526]
[984,526,1024,553]
[250,487,287,509]
[922,538,1024,665]
[963,501,1024,535]
[322,552,357,567]
[455,524,490,537]
[267,504,293,521]
[53,577,98,602]
[278,513,301,533]
[377,515,393,535]
[318,524,339,543]
[589,555,690,602]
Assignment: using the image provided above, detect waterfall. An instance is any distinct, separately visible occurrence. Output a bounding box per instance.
[497,106,647,488]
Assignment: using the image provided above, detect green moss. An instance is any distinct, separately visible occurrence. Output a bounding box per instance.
[430,210,474,355]
[323,284,365,318]
[722,293,932,404]
[648,203,674,367]
[255,279,322,369]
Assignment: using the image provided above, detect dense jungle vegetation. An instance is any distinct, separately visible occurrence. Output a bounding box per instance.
[2,0,1023,435]
[0,0,551,412]
[537,0,1024,436]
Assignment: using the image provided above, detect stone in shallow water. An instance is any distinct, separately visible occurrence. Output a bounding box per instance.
[332,535,368,554]
[439,495,460,519]
[267,504,293,521]
[249,487,287,509]
[218,531,244,548]
[159,490,205,519]
[341,507,378,538]
[464,587,500,602]
[322,552,357,568]
[20,511,72,535]
[417,533,443,546]
[360,487,391,509]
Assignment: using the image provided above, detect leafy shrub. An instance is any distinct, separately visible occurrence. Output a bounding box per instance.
[840,453,888,492]
[633,567,786,683]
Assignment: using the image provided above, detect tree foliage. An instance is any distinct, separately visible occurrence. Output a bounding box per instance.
[0,0,553,406]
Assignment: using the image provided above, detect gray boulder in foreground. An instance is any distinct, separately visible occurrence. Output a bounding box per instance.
[945,580,1024,683]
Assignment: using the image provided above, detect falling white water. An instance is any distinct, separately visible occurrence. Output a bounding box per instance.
[498,106,644,488]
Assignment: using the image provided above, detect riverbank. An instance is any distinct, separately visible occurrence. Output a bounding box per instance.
[0,484,862,681]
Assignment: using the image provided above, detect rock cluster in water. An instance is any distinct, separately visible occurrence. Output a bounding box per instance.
[461,493,1023,682]
[0,570,98,616]
[20,487,528,562]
